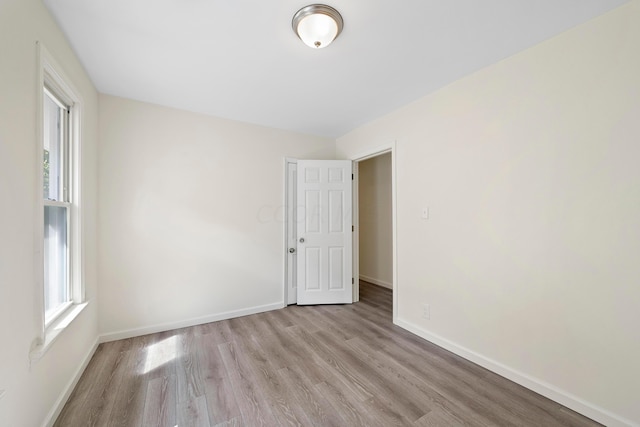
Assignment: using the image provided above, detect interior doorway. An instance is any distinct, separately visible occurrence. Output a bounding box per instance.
[284,143,397,322]
[350,142,397,322]
[357,152,393,290]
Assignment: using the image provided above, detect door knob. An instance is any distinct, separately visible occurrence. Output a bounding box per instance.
[299,238,305,243]
[289,248,296,253]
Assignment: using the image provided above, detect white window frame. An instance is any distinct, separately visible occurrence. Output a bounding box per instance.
[31,42,87,362]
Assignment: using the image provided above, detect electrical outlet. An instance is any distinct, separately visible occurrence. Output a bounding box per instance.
[422,304,430,320]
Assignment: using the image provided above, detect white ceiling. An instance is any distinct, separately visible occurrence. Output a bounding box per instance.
[44,0,628,137]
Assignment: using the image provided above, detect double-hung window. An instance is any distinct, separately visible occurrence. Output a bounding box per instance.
[43,85,73,325]
[36,42,85,342]
[31,43,86,362]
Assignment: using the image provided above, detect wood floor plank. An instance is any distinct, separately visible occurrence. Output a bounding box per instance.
[414,407,466,427]
[53,343,111,427]
[195,317,234,344]
[54,281,602,427]
[235,336,304,425]
[248,323,316,374]
[305,305,358,341]
[278,305,321,334]
[83,345,130,426]
[203,376,242,426]
[142,330,179,381]
[363,396,415,427]
[375,323,530,425]
[376,333,546,426]
[176,327,205,403]
[142,375,177,427]
[312,329,428,422]
[218,341,280,426]
[277,366,347,427]
[196,328,241,426]
[213,418,241,427]
[263,308,295,329]
[226,316,256,343]
[107,347,148,427]
[286,325,374,402]
[197,335,228,383]
[177,395,211,427]
[314,380,376,427]
[55,340,131,427]
[347,335,495,426]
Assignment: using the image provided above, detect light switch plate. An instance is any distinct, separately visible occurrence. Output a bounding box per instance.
[421,207,429,219]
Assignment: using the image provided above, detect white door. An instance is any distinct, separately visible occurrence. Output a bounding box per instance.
[296,160,353,305]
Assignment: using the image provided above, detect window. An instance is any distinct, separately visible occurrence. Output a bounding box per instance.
[43,86,72,324]
[31,43,86,362]
[36,42,85,334]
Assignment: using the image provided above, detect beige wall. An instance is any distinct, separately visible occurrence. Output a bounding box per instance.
[358,153,393,288]
[98,95,335,337]
[0,0,99,426]
[337,2,640,425]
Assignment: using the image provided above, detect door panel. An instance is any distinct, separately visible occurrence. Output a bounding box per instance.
[297,160,352,305]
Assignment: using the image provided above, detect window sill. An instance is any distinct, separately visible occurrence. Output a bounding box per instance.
[29,301,89,364]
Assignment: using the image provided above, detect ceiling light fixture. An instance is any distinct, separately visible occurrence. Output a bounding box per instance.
[292,4,343,49]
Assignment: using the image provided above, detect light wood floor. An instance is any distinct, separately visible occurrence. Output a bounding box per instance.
[54,282,601,426]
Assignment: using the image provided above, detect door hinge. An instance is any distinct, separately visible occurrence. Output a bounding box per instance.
[352,225,354,232]
[352,278,354,284]
[352,174,354,180]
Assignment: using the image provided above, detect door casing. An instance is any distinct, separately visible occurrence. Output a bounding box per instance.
[284,159,298,305]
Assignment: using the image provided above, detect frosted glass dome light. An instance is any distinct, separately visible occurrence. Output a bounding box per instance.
[292,4,343,49]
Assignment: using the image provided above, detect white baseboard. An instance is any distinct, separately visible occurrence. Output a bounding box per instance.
[394,318,637,427]
[359,274,392,289]
[99,302,284,343]
[42,337,99,427]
